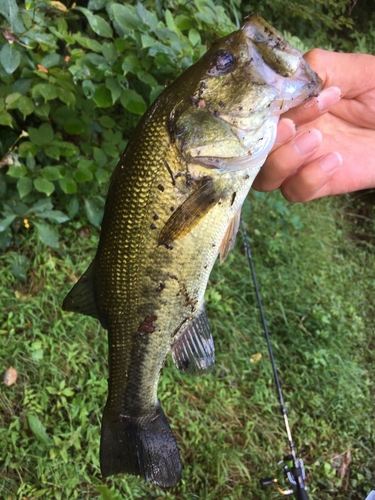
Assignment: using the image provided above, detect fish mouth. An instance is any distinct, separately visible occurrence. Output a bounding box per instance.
[242,14,323,113]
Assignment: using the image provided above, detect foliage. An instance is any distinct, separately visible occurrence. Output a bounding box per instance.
[0,0,237,249]
[240,0,375,54]
[1,192,374,499]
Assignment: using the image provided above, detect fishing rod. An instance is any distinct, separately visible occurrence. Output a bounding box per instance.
[240,214,308,499]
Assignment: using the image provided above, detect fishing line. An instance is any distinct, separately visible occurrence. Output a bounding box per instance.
[240,214,308,499]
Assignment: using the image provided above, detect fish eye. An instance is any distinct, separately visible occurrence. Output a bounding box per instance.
[208,49,235,75]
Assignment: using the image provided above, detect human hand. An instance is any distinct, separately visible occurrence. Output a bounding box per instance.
[253,49,375,201]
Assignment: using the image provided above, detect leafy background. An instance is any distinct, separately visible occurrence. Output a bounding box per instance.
[0,0,374,499]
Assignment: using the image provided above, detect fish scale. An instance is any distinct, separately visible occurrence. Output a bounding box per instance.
[63,14,322,487]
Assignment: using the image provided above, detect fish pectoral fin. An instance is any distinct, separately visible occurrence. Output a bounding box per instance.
[218,207,241,264]
[62,260,107,328]
[100,402,182,487]
[172,307,215,375]
[158,177,221,245]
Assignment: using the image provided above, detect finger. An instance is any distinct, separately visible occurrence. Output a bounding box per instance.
[272,118,296,149]
[280,152,343,202]
[254,128,323,191]
[282,86,341,127]
[304,49,375,98]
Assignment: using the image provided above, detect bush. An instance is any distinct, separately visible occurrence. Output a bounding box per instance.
[0,0,237,249]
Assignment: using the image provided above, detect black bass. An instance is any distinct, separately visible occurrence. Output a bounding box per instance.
[63,14,322,487]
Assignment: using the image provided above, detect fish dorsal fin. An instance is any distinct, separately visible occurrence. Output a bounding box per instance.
[218,207,241,264]
[158,177,221,245]
[172,307,215,375]
[62,260,104,326]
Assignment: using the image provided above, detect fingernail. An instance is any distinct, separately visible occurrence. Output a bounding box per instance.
[316,87,341,111]
[293,129,322,156]
[275,118,296,145]
[319,152,342,172]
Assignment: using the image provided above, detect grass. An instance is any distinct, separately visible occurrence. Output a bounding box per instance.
[0,190,374,499]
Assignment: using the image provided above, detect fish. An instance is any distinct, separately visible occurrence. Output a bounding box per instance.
[62,14,322,488]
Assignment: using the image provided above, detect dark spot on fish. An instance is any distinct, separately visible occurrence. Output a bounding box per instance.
[244,174,250,179]
[138,314,158,335]
[204,265,208,269]
[231,192,236,206]
[239,106,243,111]
[164,243,173,250]
[214,110,220,117]
[81,275,88,282]
[170,206,175,212]
[181,359,190,370]
[157,184,164,192]
[150,223,156,230]
[153,212,159,220]
[212,244,216,247]
[169,274,178,280]
[156,282,165,292]
[218,101,226,109]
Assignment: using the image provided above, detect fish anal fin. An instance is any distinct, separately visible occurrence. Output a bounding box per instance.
[172,307,215,375]
[218,208,241,264]
[158,177,221,245]
[100,402,182,487]
[62,260,106,327]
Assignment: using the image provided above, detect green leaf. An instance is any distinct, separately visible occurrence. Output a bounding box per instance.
[93,85,112,108]
[110,4,142,32]
[33,222,59,248]
[63,118,85,135]
[93,147,107,167]
[34,178,55,196]
[32,83,57,102]
[56,87,76,106]
[141,33,156,49]
[7,164,27,179]
[30,198,53,214]
[120,89,146,115]
[82,80,96,98]
[0,111,13,126]
[84,198,103,227]
[17,177,33,198]
[41,166,62,181]
[95,168,110,184]
[37,210,69,223]
[5,92,22,109]
[59,176,77,194]
[0,214,16,232]
[17,96,35,117]
[28,124,54,147]
[9,253,30,281]
[102,42,117,62]
[137,71,158,87]
[98,116,115,128]
[105,77,122,104]
[75,7,113,38]
[28,414,51,445]
[189,28,201,47]
[67,197,79,218]
[0,0,25,34]
[45,145,60,160]
[136,3,158,29]
[40,53,61,69]
[175,14,194,31]
[0,43,21,74]
[74,167,94,183]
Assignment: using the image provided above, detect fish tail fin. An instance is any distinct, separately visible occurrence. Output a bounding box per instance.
[100,402,182,487]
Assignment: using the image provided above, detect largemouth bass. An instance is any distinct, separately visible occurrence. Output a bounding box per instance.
[63,14,322,487]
